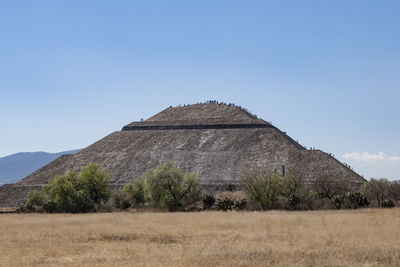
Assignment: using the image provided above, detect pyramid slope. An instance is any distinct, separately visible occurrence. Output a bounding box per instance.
[17,128,296,187]
[0,103,366,207]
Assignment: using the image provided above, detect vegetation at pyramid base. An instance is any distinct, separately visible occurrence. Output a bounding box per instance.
[116,162,204,211]
[202,194,216,209]
[362,178,400,207]
[215,197,247,211]
[26,163,111,213]
[121,179,146,207]
[240,169,399,210]
[25,162,400,213]
[241,169,283,210]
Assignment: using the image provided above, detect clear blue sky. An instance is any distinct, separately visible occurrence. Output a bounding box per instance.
[1,1,399,180]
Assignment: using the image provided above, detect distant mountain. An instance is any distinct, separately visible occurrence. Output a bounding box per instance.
[0,149,80,185]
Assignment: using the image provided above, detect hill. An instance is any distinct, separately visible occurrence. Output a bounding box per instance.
[0,150,80,185]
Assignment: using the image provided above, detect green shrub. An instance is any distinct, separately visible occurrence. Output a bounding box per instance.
[234,199,247,210]
[301,190,318,210]
[27,163,111,213]
[241,169,283,210]
[362,178,390,207]
[72,190,94,213]
[203,194,216,209]
[43,200,57,213]
[26,189,46,211]
[287,193,304,210]
[382,199,395,208]
[112,190,131,210]
[43,170,81,212]
[334,194,346,209]
[215,197,247,211]
[346,192,369,208]
[78,163,111,206]
[122,179,146,206]
[282,170,304,196]
[332,192,369,210]
[145,162,204,211]
[216,197,234,211]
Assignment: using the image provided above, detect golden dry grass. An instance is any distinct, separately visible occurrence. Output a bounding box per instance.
[1,208,400,266]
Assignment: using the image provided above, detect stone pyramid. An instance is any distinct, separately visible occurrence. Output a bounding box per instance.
[0,103,365,207]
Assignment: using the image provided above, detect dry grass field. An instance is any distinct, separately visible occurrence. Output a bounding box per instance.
[1,208,400,266]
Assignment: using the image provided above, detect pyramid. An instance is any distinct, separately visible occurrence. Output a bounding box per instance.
[0,103,366,207]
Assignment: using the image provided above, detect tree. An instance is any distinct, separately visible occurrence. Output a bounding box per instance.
[146,162,204,211]
[112,190,131,210]
[282,170,303,196]
[333,194,346,209]
[28,163,111,213]
[313,175,350,200]
[203,194,216,209]
[122,178,146,206]
[26,189,46,211]
[241,169,283,210]
[43,170,81,212]
[362,178,391,207]
[282,170,305,209]
[78,163,111,206]
[345,192,369,209]
[388,180,400,205]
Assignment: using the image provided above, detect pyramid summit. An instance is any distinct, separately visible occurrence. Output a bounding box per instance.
[0,102,366,207]
[122,103,270,129]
